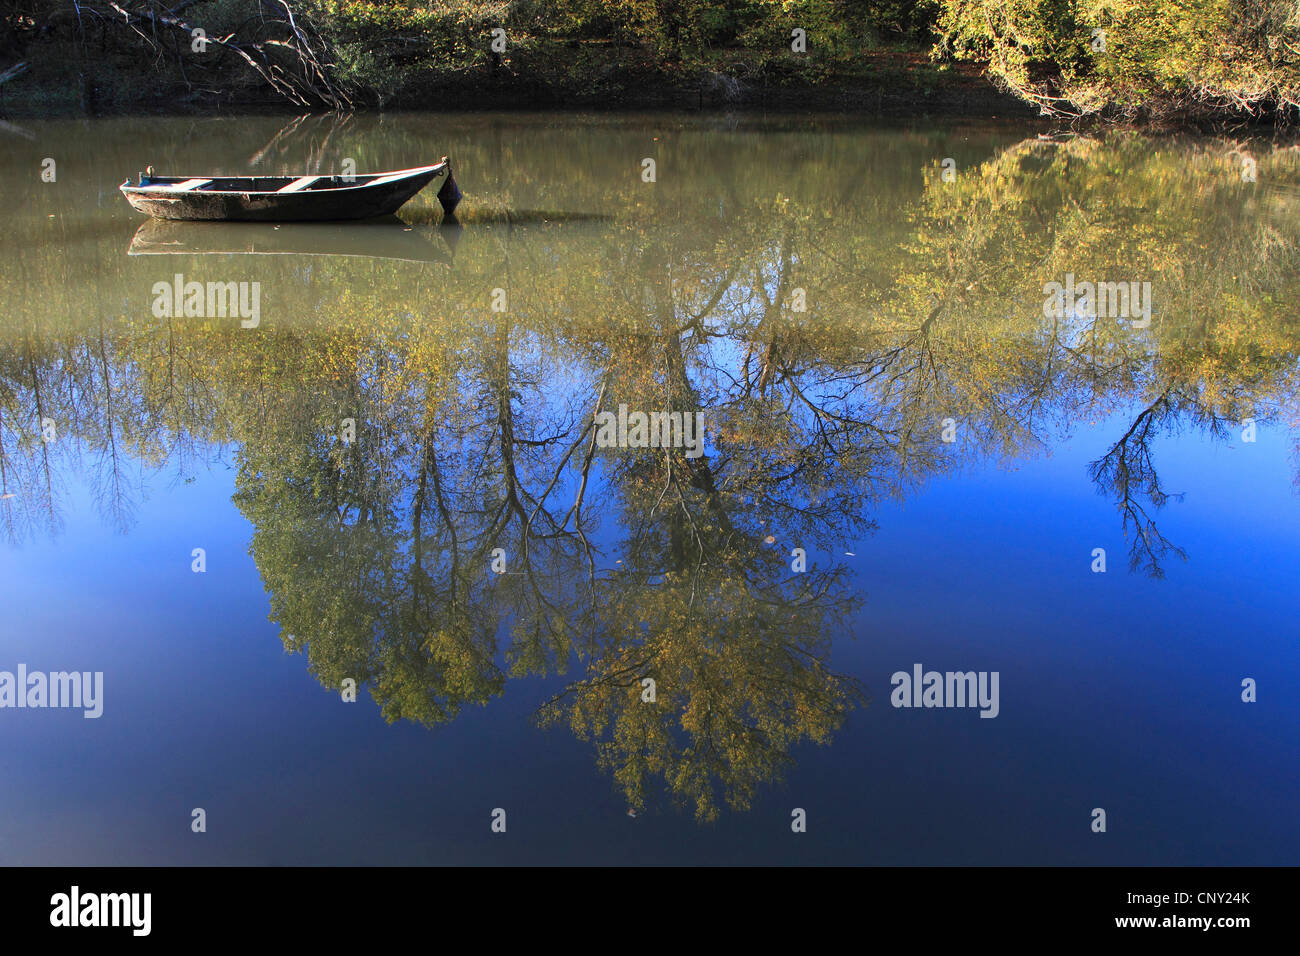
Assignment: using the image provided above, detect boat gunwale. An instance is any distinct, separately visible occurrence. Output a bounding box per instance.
[119,163,446,197]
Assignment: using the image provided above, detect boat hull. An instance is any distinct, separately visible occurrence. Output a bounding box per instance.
[120,164,457,222]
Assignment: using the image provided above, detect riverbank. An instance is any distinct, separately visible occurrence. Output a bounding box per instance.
[2,48,1285,132]
[0,44,1030,119]
[3,1,1296,129]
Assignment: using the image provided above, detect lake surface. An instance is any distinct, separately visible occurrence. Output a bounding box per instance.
[0,113,1297,865]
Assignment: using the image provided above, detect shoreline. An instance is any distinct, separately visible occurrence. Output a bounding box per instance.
[0,54,1030,119]
[1,51,1291,133]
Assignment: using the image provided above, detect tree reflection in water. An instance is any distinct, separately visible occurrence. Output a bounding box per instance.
[2,128,1298,819]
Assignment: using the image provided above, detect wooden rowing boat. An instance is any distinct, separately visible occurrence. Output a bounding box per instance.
[119,159,461,222]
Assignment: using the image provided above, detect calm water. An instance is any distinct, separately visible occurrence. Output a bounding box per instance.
[0,113,1297,865]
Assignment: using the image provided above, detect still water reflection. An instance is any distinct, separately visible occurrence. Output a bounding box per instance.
[0,114,1297,863]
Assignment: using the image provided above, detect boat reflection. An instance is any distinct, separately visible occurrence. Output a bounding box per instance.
[128,217,459,264]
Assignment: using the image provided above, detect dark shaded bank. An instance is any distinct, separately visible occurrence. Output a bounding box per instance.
[6,2,1300,127]
[0,47,1030,119]
[439,48,1033,117]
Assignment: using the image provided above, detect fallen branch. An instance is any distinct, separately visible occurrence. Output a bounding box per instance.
[0,63,28,87]
[90,1,352,110]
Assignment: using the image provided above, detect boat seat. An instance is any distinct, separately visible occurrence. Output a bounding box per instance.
[278,176,321,193]
[156,179,212,191]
